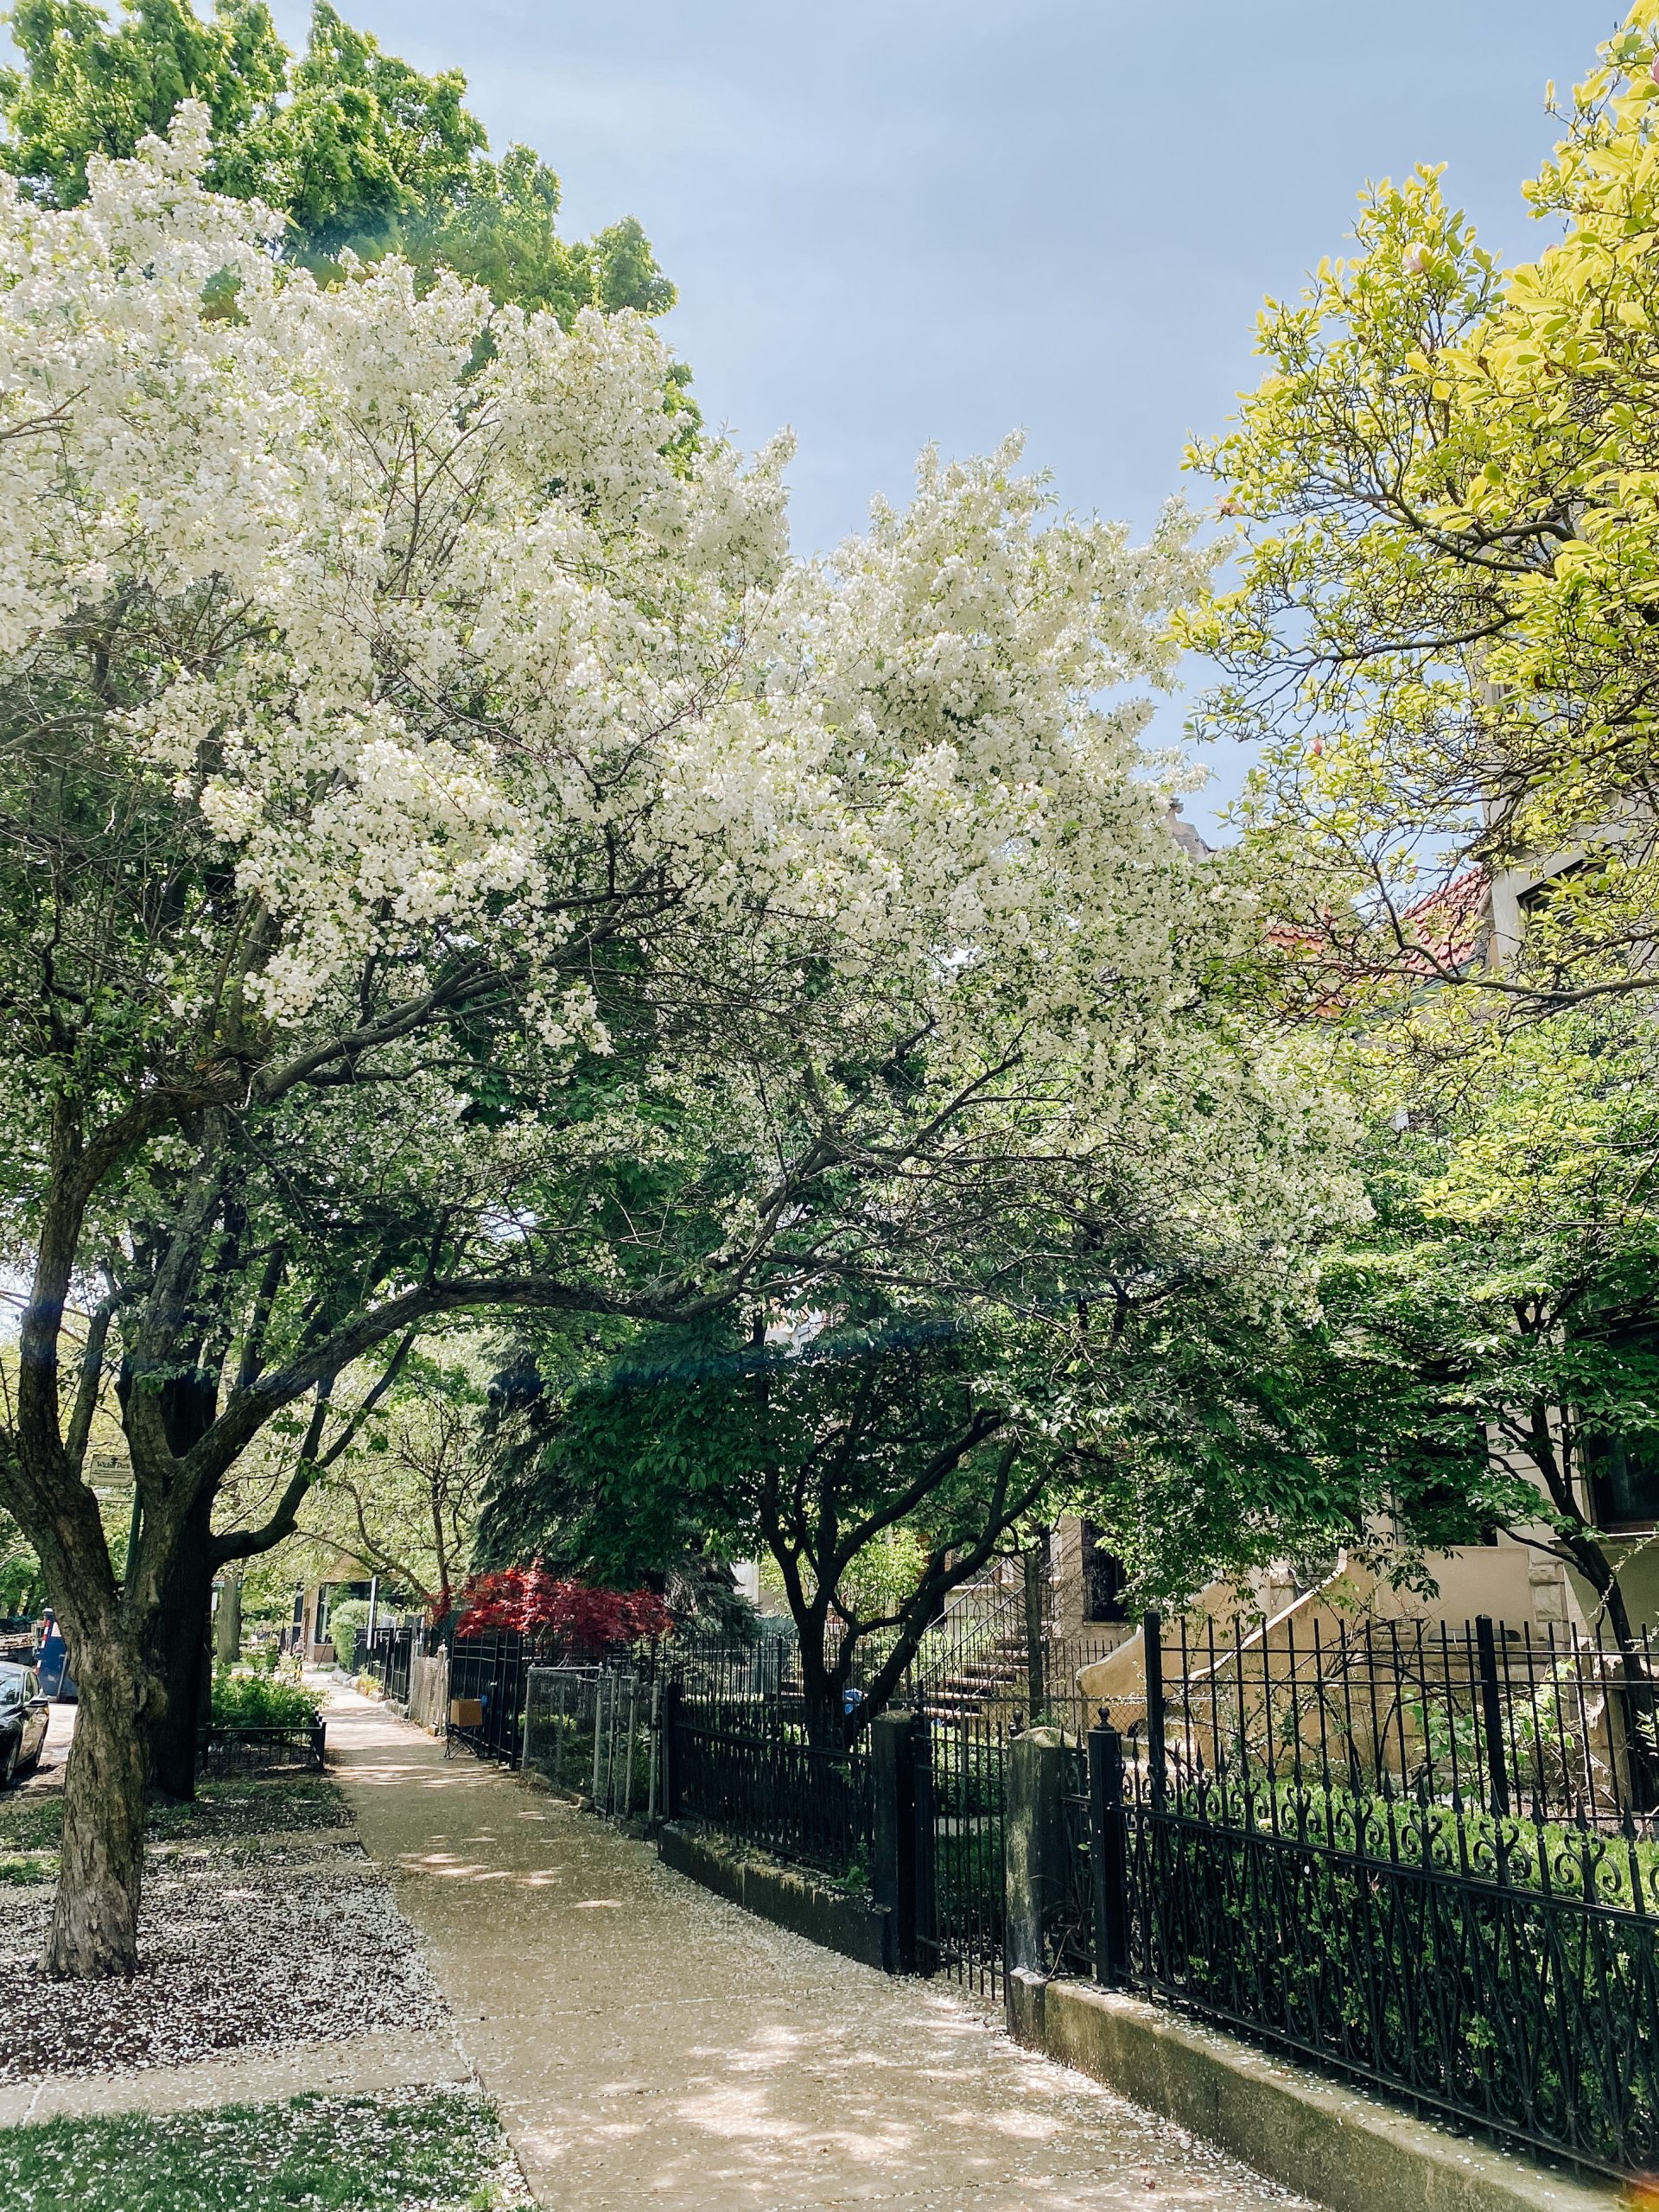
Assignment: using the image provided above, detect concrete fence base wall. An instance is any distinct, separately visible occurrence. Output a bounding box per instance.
[1006,1973,1618,2212]
[657,1823,893,1973]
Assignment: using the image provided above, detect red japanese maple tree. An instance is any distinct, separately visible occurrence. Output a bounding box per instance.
[451,1566,671,1654]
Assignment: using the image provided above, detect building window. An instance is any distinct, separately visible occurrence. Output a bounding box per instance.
[1080,1523,1129,1624]
[1586,1431,1659,1529]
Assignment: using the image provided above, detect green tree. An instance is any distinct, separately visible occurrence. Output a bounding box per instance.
[230,1346,491,1618]
[1348,1021,1659,1650]
[0,1502,41,1617]
[0,0,676,318]
[1183,3,1659,1033]
[0,0,289,201]
[480,1306,1059,1744]
[1163,2,1659,1772]
[1088,1020,1659,1670]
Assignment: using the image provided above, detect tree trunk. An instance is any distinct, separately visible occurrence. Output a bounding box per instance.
[214,1570,242,1666]
[793,1605,846,1750]
[143,1548,213,1802]
[130,1487,216,1803]
[44,1643,149,1979]
[1556,1524,1659,1812]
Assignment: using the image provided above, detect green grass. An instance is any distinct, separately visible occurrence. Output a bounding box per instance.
[0,1849,54,1885]
[0,2088,523,2211]
[0,1777,353,1886]
[145,1779,352,1842]
[0,1796,62,1853]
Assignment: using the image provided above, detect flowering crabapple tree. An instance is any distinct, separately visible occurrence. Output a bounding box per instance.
[0,110,1349,1980]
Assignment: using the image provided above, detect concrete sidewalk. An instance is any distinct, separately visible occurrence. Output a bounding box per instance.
[327,1689,1307,2212]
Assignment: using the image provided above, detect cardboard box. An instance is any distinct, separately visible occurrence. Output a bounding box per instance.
[448,1697,484,1727]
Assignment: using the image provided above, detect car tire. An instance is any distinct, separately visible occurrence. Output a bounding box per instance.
[0,1733,17,1789]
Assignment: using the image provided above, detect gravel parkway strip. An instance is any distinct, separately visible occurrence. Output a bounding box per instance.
[327,1687,1313,2212]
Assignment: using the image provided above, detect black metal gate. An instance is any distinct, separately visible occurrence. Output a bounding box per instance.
[445,1630,530,1764]
[914,1706,1007,2000]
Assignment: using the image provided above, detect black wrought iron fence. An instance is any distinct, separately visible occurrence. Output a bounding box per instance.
[445,1629,531,1764]
[657,1618,1122,2002]
[521,1663,660,1815]
[915,1706,1007,1999]
[664,1678,874,1881]
[356,1623,416,1704]
[454,1593,1659,2172]
[201,1722,326,1777]
[1144,1607,1659,1828]
[1083,1611,1659,2178]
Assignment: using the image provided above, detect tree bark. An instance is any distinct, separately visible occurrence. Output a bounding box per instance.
[1556,1524,1659,1810]
[215,1570,241,1666]
[782,1590,840,1749]
[124,1373,219,1802]
[44,1641,150,1979]
[1516,1402,1659,1809]
[143,1561,213,1803]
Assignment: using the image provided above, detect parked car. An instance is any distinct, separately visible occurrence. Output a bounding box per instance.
[0,1662,48,1787]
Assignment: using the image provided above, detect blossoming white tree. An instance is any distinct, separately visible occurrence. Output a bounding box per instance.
[0,111,1354,1978]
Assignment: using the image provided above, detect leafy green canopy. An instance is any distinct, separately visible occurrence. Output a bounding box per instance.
[480,1300,1062,1733]
[1183,3,1659,1032]
[0,0,676,321]
[1103,1012,1659,1632]
[482,1306,1040,1591]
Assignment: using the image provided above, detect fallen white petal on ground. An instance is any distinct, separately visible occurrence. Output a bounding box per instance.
[0,1838,447,2081]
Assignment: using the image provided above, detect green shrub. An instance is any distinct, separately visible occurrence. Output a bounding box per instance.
[210,1671,321,1728]
[324,1599,373,1650]
[1146,1775,1659,2168]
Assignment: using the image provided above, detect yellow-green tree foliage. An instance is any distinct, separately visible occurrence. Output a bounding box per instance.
[1188,4,1659,1027]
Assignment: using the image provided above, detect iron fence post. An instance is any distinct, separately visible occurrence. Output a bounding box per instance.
[628,1672,641,1814]
[1023,1546,1047,1722]
[1474,1614,1510,1818]
[646,1673,661,1826]
[1143,1611,1166,1807]
[1088,1717,1128,1986]
[871,1707,919,1974]
[910,1711,936,1977]
[659,1678,683,1821]
[606,1663,619,1804]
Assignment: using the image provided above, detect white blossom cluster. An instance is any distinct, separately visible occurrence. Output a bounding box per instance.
[0,108,1211,1047]
[0,107,1363,1332]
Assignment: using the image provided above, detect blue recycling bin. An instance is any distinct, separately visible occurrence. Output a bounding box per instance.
[35,1621,75,1701]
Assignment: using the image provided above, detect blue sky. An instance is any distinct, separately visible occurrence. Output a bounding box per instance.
[267,5,1611,825]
